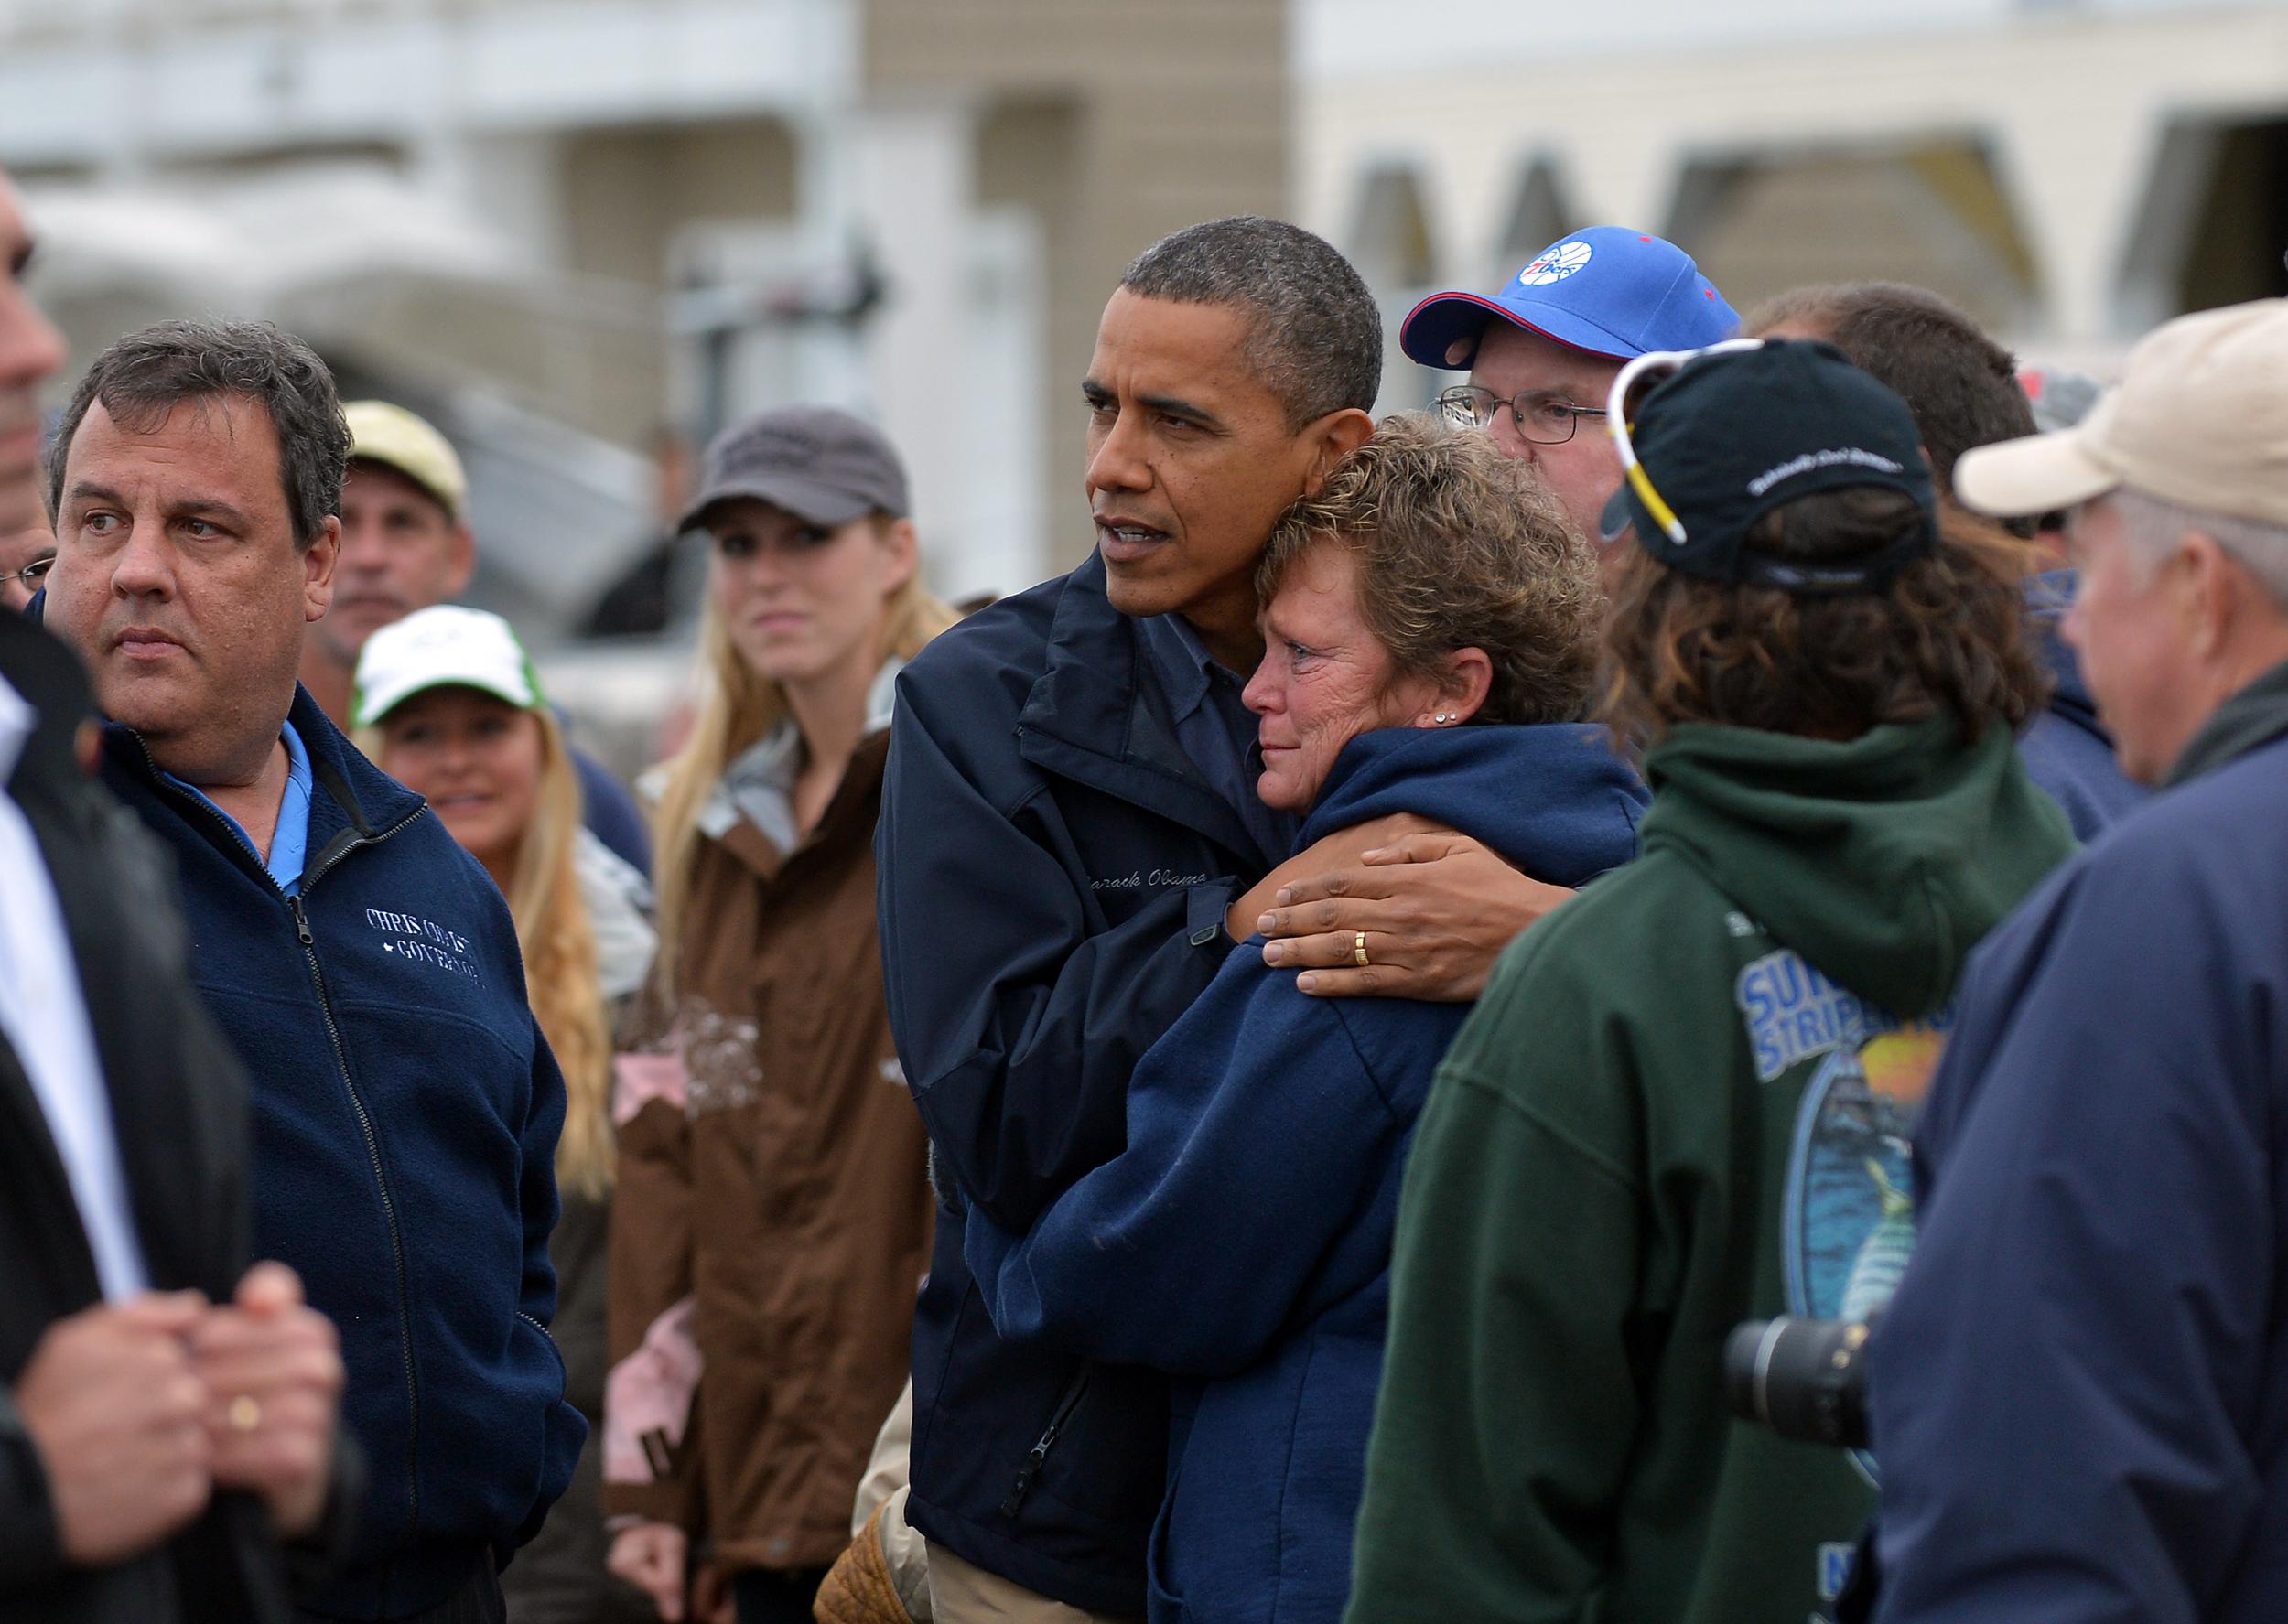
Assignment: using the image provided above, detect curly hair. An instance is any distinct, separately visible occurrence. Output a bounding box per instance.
[1601,486,2049,746]
[1258,413,1599,726]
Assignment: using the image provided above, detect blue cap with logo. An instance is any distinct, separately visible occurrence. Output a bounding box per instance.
[1400,226,1740,371]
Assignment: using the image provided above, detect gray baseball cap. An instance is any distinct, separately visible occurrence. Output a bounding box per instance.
[2019,365,2105,436]
[680,404,911,533]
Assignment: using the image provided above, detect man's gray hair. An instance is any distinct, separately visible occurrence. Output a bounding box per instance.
[48,318,350,551]
[1121,216,1382,426]
[2116,488,2288,612]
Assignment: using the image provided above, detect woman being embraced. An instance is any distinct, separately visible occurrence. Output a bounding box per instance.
[964,414,1648,1624]
[604,408,954,1624]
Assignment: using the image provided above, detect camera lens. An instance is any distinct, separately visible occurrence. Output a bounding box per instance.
[1723,1315,1874,1450]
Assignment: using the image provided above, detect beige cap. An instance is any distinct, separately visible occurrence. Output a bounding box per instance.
[1956,298,2288,527]
[345,400,469,519]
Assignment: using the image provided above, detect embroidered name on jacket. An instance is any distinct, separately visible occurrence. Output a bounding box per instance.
[1089,867,1209,892]
[365,907,481,983]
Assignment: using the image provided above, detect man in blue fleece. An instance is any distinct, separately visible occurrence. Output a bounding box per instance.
[40,319,581,1624]
[1868,297,2288,1623]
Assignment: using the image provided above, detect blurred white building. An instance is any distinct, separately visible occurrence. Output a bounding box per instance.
[1299,0,2288,406]
[9,0,2282,624]
[0,0,1287,620]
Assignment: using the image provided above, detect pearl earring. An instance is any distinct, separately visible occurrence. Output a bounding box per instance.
[1433,713,1453,726]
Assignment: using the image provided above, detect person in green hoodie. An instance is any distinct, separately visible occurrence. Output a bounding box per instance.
[1344,339,2076,1624]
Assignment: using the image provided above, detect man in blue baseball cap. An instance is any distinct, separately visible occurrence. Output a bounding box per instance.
[1402,226,1738,575]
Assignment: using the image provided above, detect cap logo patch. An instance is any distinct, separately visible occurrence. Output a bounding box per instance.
[1747,446,1904,498]
[1517,240,1593,286]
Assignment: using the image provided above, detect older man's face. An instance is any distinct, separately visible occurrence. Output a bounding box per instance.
[0,177,67,537]
[45,394,338,780]
[2062,495,2201,785]
[1467,320,1625,581]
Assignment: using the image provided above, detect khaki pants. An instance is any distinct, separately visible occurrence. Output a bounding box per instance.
[852,1382,1139,1624]
[923,1539,1141,1624]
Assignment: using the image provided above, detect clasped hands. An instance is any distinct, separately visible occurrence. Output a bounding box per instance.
[13,1261,343,1567]
[1228,812,1576,1000]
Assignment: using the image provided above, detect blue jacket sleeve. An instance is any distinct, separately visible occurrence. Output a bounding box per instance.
[1870,848,2276,1624]
[509,1015,587,1551]
[963,954,1407,1377]
[877,693,1236,1230]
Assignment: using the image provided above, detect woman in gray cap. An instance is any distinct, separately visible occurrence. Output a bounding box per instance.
[603,407,955,1624]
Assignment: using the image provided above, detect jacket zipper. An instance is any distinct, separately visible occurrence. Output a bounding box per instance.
[287,812,426,1539]
[132,737,434,1539]
[998,1365,1091,1518]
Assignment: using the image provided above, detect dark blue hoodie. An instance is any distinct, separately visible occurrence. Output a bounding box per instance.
[2018,571,2146,840]
[966,724,1646,1624]
[96,688,584,1621]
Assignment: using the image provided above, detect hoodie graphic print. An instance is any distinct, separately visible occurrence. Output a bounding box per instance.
[1734,934,1949,1486]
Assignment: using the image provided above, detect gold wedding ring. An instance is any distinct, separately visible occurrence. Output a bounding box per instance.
[1354,930,1370,968]
[228,1395,263,1434]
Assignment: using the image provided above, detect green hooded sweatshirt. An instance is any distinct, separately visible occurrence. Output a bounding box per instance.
[1345,718,2074,1624]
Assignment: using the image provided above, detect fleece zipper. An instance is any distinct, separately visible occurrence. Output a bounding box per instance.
[289,814,426,1539]
[999,1365,1092,1518]
[131,734,434,1539]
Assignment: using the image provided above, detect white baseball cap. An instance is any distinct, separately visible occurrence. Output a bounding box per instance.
[1956,298,2288,526]
[352,605,543,729]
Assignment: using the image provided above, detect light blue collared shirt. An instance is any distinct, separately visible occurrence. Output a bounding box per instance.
[161,720,314,895]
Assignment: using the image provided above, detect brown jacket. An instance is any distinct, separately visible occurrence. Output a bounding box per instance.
[605,726,934,1574]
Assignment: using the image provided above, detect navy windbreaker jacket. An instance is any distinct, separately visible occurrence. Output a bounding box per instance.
[1870,673,2288,1624]
[965,725,1646,1624]
[878,554,1279,1612]
[2018,570,2146,840]
[98,688,584,1622]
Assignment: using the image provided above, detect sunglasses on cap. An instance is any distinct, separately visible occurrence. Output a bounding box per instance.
[1605,338,1768,548]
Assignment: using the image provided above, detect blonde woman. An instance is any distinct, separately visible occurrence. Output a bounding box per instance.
[354,604,657,1624]
[605,407,952,1624]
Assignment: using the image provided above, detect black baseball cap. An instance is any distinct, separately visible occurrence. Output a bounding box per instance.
[1599,339,1937,595]
[681,404,911,533]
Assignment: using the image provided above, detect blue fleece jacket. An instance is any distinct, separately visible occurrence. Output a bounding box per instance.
[2019,571,2147,840]
[1869,699,2288,1623]
[98,689,584,1621]
[966,724,1646,1624]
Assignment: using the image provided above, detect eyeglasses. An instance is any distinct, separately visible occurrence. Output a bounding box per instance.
[2,555,52,594]
[1434,385,1607,446]
[1605,338,1767,545]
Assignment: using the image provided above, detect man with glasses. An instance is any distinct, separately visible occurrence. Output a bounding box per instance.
[0,168,60,618]
[0,523,52,612]
[1404,227,1738,584]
